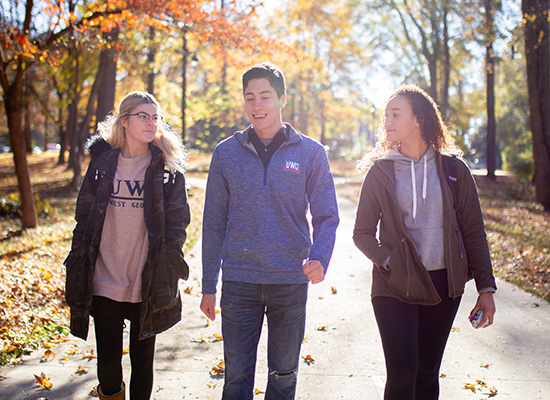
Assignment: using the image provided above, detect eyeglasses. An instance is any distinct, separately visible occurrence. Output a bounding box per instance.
[128,112,160,124]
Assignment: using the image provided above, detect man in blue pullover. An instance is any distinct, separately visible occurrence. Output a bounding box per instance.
[200,62,339,400]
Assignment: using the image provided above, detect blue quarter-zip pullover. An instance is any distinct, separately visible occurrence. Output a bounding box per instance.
[202,123,339,294]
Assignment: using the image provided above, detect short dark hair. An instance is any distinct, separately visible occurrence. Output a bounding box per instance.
[242,62,286,99]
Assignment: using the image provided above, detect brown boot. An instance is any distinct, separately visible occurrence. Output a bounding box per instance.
[97,382,125,400]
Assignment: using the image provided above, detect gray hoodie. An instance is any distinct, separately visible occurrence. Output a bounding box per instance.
[382,146,445,271]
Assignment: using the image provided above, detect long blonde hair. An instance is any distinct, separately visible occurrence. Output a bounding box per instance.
[358,84,462,170]
[97,91,187,173]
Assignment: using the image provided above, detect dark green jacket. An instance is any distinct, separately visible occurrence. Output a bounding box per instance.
[353,153,496,305]
[64,137,190,340]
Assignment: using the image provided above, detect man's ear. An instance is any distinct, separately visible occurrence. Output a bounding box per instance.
[279,93,287,109]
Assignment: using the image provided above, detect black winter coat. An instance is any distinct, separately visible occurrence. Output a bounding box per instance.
[64,137,190,340]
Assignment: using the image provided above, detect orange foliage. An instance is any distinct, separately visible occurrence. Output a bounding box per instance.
[2,0,271,70]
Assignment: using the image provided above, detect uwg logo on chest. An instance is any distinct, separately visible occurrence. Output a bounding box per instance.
[284,160,300,174]
[109,179,145,208]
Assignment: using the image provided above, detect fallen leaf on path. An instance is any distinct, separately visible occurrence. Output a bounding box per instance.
[211,333,223,342]
[331,287,337,294]
[254,388,264,394]
[123,346,129,354]
[463,382,476,392]
[316,326,328,331]
[34,372,53,389]
[476,379,487,387]
[210,360,225,377]
[439,373,446,378]
[302,355,315,365]
[191,337,207,343]
[41,349,55,361]
[82,349,95,359]
[76,366,88,374]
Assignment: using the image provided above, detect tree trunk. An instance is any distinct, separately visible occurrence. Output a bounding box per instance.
[72,69,100,188]
[441,3,450,119]
[44,115,48,152]
[523,0,550,210]
[67,42,81,172]
[96,28,119,123]
[3,76,38,229]
[57,105,67,165]
[182,30,188,142]
[147,26,156,95]
[23,91,32,153]
[485,0,496,180]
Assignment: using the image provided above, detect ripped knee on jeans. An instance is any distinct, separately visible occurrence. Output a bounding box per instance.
[269,369,297,378]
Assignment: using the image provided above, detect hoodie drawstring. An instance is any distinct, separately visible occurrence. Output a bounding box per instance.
[411,155,428,221]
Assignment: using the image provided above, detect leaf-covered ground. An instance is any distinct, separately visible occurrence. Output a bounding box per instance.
[0,151,206,366]
[331,159,550,301]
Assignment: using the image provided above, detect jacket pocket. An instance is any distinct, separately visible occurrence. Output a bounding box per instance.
[64,248,92,309]
[150,245,189,312]
[385,247,409,294]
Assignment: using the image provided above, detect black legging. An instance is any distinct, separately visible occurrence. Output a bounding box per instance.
[372,269,461,400]
[92,296,156,400]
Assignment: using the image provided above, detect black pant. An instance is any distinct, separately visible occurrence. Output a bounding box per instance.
[372,269,461,400]
[92,296,156,400]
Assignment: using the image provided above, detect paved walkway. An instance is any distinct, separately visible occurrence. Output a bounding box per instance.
[1,194,550,399]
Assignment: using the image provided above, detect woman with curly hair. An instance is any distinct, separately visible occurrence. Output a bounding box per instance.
[65,91,190,400]
[354,84,496,399]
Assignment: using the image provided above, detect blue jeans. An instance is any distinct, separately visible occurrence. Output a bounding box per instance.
[220,281,309,400]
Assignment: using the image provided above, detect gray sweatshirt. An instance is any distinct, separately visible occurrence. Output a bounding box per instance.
[382,146,445,271]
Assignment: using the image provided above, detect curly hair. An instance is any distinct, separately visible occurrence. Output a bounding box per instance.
[97,91,187,173]
[358,84,461,170]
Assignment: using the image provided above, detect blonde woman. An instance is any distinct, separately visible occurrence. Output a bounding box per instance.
[65,91,190,400]
[353,84,496,399]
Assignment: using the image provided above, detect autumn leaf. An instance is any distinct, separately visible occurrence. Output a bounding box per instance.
[34,372,53,389]
[211,333,223,342]
[463,382,476,392]
[123,346,129,354]
[184,286,192,294]
[331,287,337,294]
[487,386,498,397]
[210,360,225,377]
[302,355,315,365]
[316,326,328,331]
[41,349,55,361]
[191,337,207,343]
[205,319,210,327]
[82,349,95,359]
[254,388,264,394]
[439,373,446,378]
[76,366,88,374]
